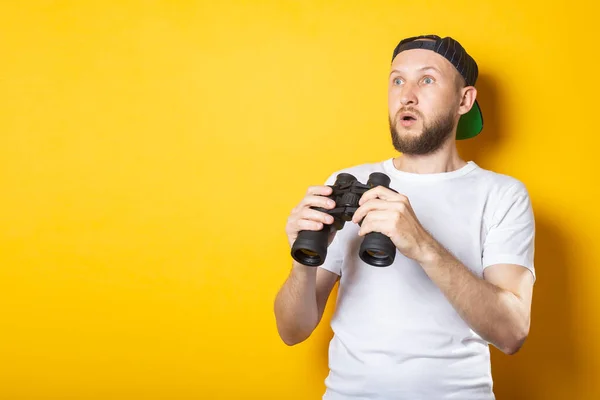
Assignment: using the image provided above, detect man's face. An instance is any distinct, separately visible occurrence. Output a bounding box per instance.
[388,46,464,155]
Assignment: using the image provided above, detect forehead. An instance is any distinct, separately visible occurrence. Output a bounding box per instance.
[390,48,454,76]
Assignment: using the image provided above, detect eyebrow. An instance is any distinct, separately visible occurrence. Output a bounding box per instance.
[390,66,443,76]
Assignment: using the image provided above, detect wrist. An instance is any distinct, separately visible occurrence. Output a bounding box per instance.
[416,236,446,267]
[292,260,318,276]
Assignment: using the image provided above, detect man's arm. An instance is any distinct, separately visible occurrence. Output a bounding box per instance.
[274,262,339,346]
[351,184,535,355]
[275,182,341,346]
[418,242,534,354]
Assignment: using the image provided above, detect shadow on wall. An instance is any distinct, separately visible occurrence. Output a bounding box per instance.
[459,74,579,399]
[307,74,579,399]
[488,215,579,400]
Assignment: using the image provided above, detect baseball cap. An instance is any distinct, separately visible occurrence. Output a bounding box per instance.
[391,35,483,140]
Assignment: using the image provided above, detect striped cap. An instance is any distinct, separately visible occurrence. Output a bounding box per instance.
[391,35,483,140]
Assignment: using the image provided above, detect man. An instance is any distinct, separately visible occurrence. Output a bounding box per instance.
[273,34,535,399]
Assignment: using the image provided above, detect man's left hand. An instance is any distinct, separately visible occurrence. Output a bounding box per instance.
[351,186,436,262]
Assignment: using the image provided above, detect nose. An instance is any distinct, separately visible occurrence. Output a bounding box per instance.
[399,82,418,106]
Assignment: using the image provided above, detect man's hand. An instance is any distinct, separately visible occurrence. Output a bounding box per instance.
[285,185,337,248]
[351,185,435,262]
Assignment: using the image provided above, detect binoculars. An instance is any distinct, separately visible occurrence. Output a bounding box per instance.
[291,172,397,267]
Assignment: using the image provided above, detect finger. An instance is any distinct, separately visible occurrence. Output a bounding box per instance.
[306,185,333,196]
[357,217,381,237]
[299,194,336,210]
[352,199,400,223]
[358,211,395,236]
[297,218,325,231]
[362,210,399,224]
[299,208,335,225]
[359,186,406,205]
[351,199,387,223]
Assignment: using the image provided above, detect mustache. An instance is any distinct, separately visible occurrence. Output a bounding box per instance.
[395,107,424,119]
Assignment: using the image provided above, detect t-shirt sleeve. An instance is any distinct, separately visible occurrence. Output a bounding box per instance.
[482,181,536,281]
[318,229,344,276]
[317,172,345,276]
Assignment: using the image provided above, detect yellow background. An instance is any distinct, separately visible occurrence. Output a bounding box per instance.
[1,1,598,399]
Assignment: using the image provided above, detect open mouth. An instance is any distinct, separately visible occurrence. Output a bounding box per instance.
[399,113,418,127]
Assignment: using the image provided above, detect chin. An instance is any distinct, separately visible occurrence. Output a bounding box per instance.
[395,126,423,138]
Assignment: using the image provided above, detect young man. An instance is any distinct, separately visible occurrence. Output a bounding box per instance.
[274,34,535,399]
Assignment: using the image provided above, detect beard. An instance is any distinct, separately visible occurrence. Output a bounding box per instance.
[389,107,456,155]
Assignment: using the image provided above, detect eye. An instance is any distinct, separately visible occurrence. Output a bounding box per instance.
[422,76,434,84]
[392,77,403,86]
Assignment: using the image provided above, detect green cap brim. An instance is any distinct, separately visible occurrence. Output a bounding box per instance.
[456,100,483,140]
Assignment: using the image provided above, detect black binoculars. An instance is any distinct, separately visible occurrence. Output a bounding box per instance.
[291,172,397,267]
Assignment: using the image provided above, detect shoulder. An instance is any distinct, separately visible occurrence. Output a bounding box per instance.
[472,166,533,226]
[472,165,531,200]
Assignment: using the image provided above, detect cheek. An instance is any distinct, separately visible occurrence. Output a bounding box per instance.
[429,89,457,111]
[420,92,447,116]
[388,89,401,112]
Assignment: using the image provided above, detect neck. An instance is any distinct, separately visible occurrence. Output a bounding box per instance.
[392,139,467,174]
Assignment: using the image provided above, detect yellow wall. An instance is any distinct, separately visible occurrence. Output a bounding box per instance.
[1,1,598,399]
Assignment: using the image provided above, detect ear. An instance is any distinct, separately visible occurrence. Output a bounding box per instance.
[458,86,477,116]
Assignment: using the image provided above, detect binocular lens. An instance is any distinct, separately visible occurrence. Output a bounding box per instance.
[292,249,323,265]
[359,232,396,267]
[291,229,329,266]
[360,249,394,266]
[366,249,388,259]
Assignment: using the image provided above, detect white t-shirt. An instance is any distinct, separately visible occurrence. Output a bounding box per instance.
[318,158,536,400]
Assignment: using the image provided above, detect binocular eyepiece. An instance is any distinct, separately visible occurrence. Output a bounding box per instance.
[291,172,397,267]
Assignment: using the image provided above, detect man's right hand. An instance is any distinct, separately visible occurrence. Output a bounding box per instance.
[285,185,338,249]
[276,185,341,346]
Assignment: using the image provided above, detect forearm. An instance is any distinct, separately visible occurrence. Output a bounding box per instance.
[274,261,319,345]
[418,241,529,354]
